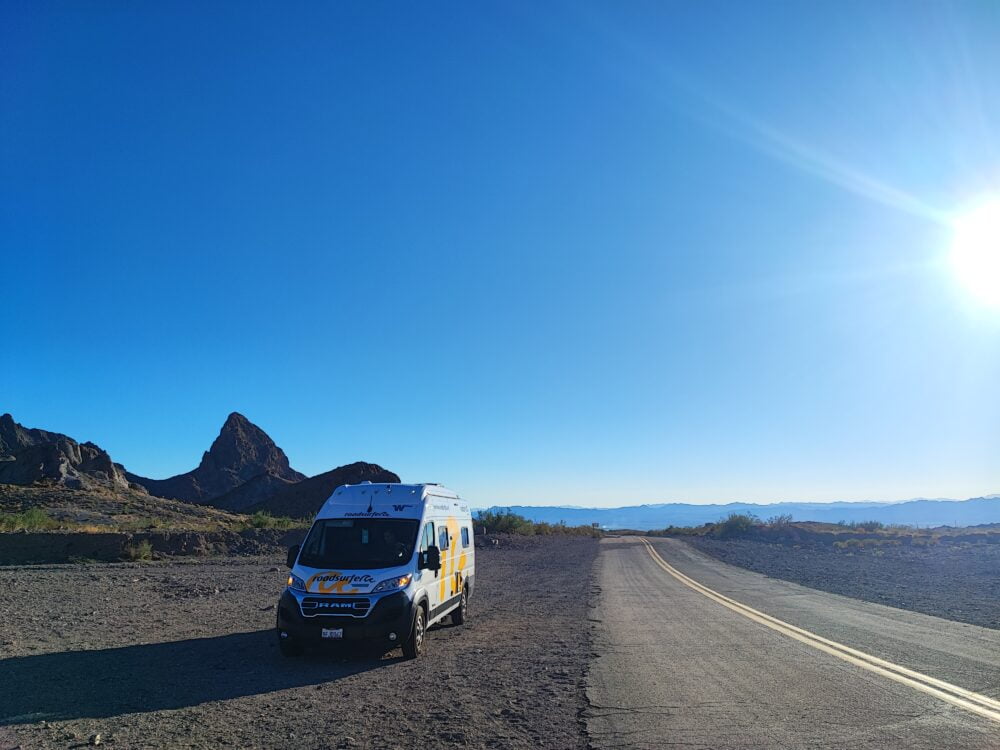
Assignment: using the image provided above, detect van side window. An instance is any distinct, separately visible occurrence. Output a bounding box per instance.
[420,522,435,552]
[438,526,450,550]
[461,527,470,548]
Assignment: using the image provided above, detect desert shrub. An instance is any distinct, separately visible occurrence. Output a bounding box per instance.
[766,514,794,527]
[122,539,153,561]
[474,509,599,537]
[116,517,167,532]
[713,513,761,539]
[0,507,61,532]
[651,525,702,536]
[834,538,877,552]
[244,511,297,530]
[475,508,536,535]
[536,520,600,537]
[73,524,108,534]
[837,520,886,532]
[533,521,555,535]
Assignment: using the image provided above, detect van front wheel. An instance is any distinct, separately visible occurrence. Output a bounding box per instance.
[403,604,426,659]
[452,587,468,626]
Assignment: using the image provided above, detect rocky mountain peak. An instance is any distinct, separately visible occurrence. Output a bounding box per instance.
[199,412,297,481]
[129,413,305,505]
[1,412,59,460]
[222,411,251,430]
[0,414,130,489]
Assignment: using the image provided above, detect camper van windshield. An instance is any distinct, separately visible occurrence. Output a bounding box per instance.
[299,518,419,569]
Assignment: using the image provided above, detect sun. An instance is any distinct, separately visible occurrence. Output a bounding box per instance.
[950,198,1000,307]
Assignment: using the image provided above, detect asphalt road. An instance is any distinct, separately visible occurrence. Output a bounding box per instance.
[586,537,1000,749]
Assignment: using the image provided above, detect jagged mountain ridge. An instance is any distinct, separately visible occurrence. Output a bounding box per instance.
[0,411,399,517]
[0,414,131,490]
[128,413,401,515]
[241,462,401,518]
[127,412,306,505]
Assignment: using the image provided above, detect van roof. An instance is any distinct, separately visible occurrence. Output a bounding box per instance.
[315,482,463,520]
[330,482,459,501]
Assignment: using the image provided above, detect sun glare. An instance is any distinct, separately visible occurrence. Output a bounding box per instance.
[950,198,1000,307]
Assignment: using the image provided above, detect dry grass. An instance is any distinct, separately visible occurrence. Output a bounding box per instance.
[0,484,305,535]
[122,539,154,561]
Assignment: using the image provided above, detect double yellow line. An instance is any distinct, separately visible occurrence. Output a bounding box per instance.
[640,538,1000,725]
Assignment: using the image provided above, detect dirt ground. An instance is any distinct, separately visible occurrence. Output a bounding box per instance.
[687,537,1000,630]
[0,536,598,750]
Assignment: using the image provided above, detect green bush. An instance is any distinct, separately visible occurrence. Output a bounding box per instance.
[0,507,61,531]
[474,509,599,537]
[244,511,297,530]
[713,513,761,539]
[123,539,153,561]
[649,525,702,536]
[475,508,536,535]
[837,520,886,532]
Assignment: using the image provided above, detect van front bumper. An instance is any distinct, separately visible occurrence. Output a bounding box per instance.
[276,589,414,645]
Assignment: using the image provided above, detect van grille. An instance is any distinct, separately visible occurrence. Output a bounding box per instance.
[300,596,371,618]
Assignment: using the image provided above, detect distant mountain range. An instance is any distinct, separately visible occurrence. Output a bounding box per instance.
[491,497,1000,529]
[0,412,398,518]
[5,410,998,528]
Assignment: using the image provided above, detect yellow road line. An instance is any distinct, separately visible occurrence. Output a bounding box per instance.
[639,538,1000,725]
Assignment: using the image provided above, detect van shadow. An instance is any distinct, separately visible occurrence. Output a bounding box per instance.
[0,630,398,725]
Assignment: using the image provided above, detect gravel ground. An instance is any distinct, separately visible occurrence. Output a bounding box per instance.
[686,538,1000,630]
[0,536,598,750]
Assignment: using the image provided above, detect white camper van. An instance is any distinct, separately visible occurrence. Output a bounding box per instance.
[277,482,475,658]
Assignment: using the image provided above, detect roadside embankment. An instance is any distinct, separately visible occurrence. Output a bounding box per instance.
[686,536,1000,630]
[0,528,308,564]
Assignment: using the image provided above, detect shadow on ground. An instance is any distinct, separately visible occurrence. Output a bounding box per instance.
[0,630,398,725]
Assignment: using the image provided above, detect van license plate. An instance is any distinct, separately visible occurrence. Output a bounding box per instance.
[321,628,343,639]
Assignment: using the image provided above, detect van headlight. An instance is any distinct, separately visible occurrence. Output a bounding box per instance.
[371,574,412,593]
[287,574,306,591]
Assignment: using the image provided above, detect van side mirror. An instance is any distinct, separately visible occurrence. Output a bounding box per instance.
[286,544,300,569]
[421,545,441,571]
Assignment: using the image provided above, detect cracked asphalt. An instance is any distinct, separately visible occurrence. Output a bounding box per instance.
[585,537,1000,749]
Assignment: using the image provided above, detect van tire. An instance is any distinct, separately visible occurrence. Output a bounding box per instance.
[452,587,469,626]
[402,604,427,659]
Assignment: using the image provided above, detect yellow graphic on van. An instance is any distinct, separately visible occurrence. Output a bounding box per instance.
[439,516,469,601]
[306,571,375,594]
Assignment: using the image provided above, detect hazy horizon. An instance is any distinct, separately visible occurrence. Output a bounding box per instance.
[478,493,999,509]
[4,2,1000,508]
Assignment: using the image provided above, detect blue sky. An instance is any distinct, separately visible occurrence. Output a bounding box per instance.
[3,1,999,507]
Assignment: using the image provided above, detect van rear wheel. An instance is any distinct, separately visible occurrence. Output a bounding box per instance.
[402,604,426,659]
[452,587,468,626]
